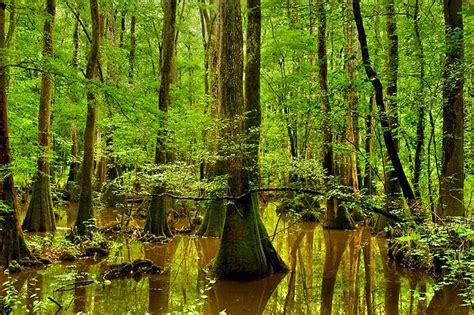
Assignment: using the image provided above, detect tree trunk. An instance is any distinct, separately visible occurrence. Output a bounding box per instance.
[67,123,79,182]
[345,0,360,196]
[74,0,101,235]
[72,13,79,67]
[363,95,375,194]
[212,0,286,278]
[383,0,402,209]
[23,0,56,232]
[197,0,224,238]
[128,15,136,83]
[352,0,416,207]
[412,0,424,200]
[319,0,354,230]
[0,0,31,266]
[245,0,262,188]
[438,0,464,217]
[144,0,177,238]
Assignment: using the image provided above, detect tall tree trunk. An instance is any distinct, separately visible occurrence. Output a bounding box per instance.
[318,0,354,230]
[352,0,416,208]
[74,0,101,235]
[23,0,57,232]
[383,0,402,208]
[0,0,31,266]
[72,13,79,67]
[197,0,224,238]
[212,0,286,278]
[144,0,177,238]
[438,0,464,217]
[128,15,136,83]
[413,0,424,200]
[119,11,125,48]
[364,95,375,194]
[245,0,261,188]
[345,0,360,196]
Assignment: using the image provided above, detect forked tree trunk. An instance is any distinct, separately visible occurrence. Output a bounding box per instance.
[23,0,57,232]
[74,0,101,235]
[212,0,286,278]
[438,0,464,217]
[0,0,31,266]
[144,0,177,238]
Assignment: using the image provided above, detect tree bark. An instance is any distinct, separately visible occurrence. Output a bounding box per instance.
[67,123,79,182]
[0,0,31,266]
[352,0,416,207]
[319,0,354,229]
[23,0,57,232]
[438,0,464,217]
[345,0,360,196]
[383,0,402,205]
[245,0,262,188]
[212,0,286,278]
[75,0,101,235]
[144,0,177,238]
[413,0,424,200]
[128,15,136,83]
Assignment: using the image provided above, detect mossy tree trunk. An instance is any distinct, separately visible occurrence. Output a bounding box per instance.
[74,0,101,235]
[438,0,464,218]
[0,0,31,266]
[23,0,56,232]
[144,0,177,238]
[318,0,354,230]
[212,0,286,279]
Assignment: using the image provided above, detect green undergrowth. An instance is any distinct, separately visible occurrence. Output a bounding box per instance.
[26,230,110,263]
[388,217,474,304]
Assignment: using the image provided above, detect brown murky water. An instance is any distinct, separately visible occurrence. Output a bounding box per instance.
[1,204,471,314]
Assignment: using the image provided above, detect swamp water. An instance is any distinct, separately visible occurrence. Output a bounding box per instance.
[1,204,471,314]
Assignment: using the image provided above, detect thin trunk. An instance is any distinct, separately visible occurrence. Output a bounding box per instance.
[119,11,125,48]
[128,15,136,83]
[352,0,416,207]
[75,0,101,235]
[438,0,464,217]
[144,0,177,238]
[413,0,424,199]
[67,123,78,182]
[364,96,375,194]
[383,0,402,206]
[72,13,79,67]
[22,0,56,232]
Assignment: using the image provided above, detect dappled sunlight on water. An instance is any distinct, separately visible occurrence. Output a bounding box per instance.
[1,204,471,314]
